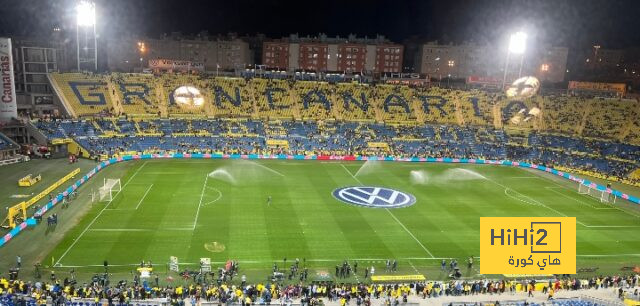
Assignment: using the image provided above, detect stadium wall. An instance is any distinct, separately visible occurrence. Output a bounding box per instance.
[2,154,638,248]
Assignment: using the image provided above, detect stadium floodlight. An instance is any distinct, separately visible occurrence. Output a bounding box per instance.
[76,1,96,26]
[502,31,527,89]
[508,31,527,55]
[75,1,98,71]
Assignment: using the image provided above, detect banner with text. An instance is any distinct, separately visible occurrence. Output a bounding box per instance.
[480,217,576,274]
[0,37,18,121]
[568,81,626,96]
[148,59,204,72]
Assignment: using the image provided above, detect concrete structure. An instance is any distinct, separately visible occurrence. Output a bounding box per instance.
[416,42,568,83]
[10,37,70,117]
[263,34,403,73]
[106,34,252,73]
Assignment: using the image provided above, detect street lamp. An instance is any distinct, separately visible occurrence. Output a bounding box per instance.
[137,41,146,70]
[502,31,527,89]
[76,1,97,71]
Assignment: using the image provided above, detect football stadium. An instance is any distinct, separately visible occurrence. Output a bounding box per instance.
[1,0,640,305]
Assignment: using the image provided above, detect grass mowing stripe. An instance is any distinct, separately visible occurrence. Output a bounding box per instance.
[134,184,154,210]
[340,163,436,259]
[55,161,148,266]
[44,160,640,277]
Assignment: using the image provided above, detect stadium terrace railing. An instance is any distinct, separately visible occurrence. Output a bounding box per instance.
[1,154,638,248]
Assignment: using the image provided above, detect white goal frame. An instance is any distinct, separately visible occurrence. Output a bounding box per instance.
[578,183,616,203]
[99,178,122,202]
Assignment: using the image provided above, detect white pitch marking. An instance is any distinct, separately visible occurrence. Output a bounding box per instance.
[545,186,596,209]
[135,184,154,210]
[546,186,617,210]
[57,257,451,268]
[202,186,223,206]
[241,160,285,177]
[138,172,184,175]
[385,209,436,258]
[484,175,588,227]
[55,254,640,268]
[339,163,436,258]
[340,164,364,185]
[580,225,640,228]
[530,171,640,218]
[193,174,208,230]
[407,260,420,274]
[89,227,192,232]
[504,188,541,207]
[55,161,148,266]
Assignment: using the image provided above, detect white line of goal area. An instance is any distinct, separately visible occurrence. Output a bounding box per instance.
[544,186,613,210]
[339,163,436,259]
[105,183,154,211]
[55,253,640,268]
[486,174,640,228]
[54,161,149,267]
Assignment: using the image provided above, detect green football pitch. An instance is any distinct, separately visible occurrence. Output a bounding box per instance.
[46,159,640,281]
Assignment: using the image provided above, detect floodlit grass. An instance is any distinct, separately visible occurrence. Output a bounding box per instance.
[46,159,640,281]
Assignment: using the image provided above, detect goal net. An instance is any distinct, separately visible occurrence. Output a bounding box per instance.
[99,178,122,202]
[578,183,616,203]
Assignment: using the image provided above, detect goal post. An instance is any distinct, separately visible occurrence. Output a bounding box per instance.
[99,178,121,202]
[577,183,616,203]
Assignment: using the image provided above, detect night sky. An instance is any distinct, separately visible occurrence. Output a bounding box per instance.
[1,0,639,50]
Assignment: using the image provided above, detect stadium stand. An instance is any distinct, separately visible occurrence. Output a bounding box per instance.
[49,73,117,117]
[38,73,640,186]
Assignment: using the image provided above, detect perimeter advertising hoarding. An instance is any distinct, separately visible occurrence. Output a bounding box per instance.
[0,37,18,121]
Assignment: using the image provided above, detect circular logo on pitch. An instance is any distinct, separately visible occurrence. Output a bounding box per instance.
[332,186,416,208]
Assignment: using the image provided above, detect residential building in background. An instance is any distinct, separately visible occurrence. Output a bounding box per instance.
[106,33,252,72]
[262,34,403,73]
[416,42,569,83]
[10,36,71,117]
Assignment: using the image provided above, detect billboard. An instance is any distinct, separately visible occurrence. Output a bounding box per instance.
[568,81,626,97]
[0,38,17,121]
[148,59,205,72]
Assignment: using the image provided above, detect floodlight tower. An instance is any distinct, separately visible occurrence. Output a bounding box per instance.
[76,1,98,71]
[502,31,527,89]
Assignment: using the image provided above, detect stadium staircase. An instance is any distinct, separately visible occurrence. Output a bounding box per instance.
[492,103,502,129]
[107,80,124,115]
[576,103,593,136]
[24,120,50,145]
[617,106,639,141]
[453,97,466,125]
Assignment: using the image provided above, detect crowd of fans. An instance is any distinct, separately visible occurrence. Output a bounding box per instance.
[1,273,639,305]
[34,117,640,187]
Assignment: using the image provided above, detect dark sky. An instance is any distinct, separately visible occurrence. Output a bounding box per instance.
[1,0,639,50]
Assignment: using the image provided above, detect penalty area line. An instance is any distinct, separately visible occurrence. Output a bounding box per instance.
[54,161,148,266]
[135,184,154,210]
[202,186,222,206]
